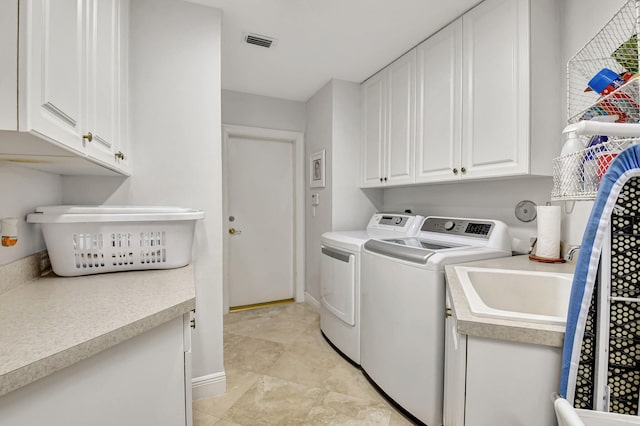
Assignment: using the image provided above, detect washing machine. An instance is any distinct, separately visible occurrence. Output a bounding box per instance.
[320,212,424,365]
[360,216,512,425]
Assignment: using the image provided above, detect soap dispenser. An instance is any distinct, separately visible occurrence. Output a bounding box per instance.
[559,125,586,195]
[561,128,585,156]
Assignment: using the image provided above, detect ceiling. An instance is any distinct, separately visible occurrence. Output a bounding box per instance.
[198,0,482,102]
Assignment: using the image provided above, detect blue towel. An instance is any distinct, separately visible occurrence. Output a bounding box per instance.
[560,144,640,402]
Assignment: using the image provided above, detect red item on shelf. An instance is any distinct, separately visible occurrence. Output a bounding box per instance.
[597,153,618,182]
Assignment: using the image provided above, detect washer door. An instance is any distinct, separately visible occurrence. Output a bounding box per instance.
[320,245,356,326]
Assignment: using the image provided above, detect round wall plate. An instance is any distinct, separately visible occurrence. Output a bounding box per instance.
[515,200,537,222]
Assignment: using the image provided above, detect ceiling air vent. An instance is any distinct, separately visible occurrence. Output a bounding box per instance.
[243,33,277,49]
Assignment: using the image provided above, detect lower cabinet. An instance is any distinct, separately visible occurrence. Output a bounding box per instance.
[445,290,562,426]
[463,337,562,426]
[0,315,193,426]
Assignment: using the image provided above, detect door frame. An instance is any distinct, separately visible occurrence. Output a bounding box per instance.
[221,124,305,313]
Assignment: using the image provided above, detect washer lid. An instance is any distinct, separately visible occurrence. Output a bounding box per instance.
[382,237,457,251]
[364,240,432,264]
[364,237,468,264]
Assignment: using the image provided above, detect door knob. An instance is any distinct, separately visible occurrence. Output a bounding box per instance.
[83,132,93,142]
[229,228,242,235]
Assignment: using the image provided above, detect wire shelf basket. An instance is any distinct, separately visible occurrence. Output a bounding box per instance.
[567,0,640,124]
[552,138,639,201]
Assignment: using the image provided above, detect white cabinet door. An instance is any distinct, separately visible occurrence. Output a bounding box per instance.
[461,0,530,179]
[361,72,385,187]
[464,336,562,426]
[443,287,466,426]
[85,0,118,165]
[183,312,194,426]
[25,0,85,154]
[415,19,462,184]
[114,0,131,173]
[385,50,415,186]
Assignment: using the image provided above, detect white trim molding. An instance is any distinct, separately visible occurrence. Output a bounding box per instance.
[304,291,321,313]
[192,371,226,400]
[221,124,306,313]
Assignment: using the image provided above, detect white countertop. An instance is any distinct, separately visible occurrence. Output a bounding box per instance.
[0,262,195,397]
[445,255,576,347]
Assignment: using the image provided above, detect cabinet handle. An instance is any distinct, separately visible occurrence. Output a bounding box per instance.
[115,151,125,160]
[453,168,458,174]
[379,177,383,182]
[461,167,466,174]
[384,177,388,182]
[83,132,93,142]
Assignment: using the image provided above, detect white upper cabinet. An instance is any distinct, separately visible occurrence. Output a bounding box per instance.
[85,0,119,165]
[114,0,130,173]
[415,18,462,183]
[361,51,415,187]
[25,0,85,153]
[386,52,415,186]
[461,0,529,179]
[361,0,560,188]
[0,0,130,176]
[362,72,385,187]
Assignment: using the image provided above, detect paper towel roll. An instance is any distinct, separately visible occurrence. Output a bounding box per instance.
[536,206,561,259]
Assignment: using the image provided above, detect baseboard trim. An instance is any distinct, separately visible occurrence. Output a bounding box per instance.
[192,371,226,400]
[304,291,321,312]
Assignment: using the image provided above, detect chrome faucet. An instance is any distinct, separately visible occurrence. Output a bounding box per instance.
[565,245,581,261]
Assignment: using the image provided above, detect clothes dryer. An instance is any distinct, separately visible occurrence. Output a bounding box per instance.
[320,212,423,365]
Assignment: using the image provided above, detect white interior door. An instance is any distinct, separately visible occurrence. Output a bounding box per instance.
[227,134,294,307]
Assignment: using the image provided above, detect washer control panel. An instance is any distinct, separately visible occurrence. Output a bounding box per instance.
[421,217,494,239]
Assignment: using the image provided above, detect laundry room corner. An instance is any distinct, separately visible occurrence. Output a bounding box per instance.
[304,79,379,307]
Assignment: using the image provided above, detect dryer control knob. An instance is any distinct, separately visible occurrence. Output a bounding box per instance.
[444,221,455,231]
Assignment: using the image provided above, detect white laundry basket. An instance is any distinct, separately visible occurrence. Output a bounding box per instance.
[27,206,205,277]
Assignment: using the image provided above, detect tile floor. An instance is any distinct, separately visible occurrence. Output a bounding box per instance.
[193,302,416,425]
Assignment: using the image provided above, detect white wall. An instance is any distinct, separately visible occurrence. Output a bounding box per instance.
[559,0,627,244]
[62,0,224,385]
[331,80,378,231]
[305,81,333,302]
[0,164,62,266]
[304,79,378,302]
[222,90,305,132]
[383,177,553,253]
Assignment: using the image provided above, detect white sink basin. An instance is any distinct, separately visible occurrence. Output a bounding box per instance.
[454,266,574,325]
